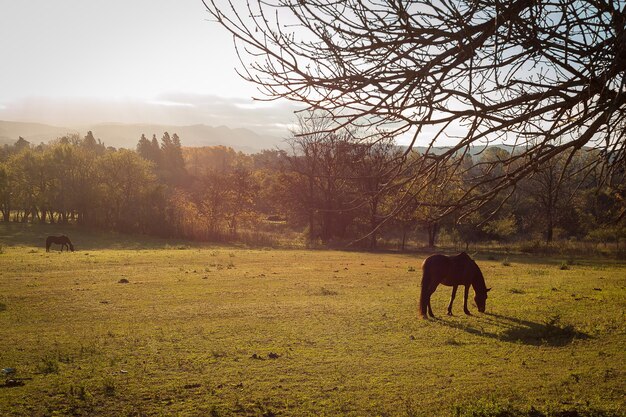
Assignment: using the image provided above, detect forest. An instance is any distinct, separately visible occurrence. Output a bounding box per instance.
[0,126,624,252]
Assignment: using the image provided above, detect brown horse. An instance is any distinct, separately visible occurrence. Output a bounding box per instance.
[419,252,490,318]
[45,235,74,252]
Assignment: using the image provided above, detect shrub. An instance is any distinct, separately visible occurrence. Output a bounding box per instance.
[37,356,60,374]
[318,287,338,296]
[101,376,116,397]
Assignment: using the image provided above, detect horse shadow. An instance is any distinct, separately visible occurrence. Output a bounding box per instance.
[434,312,590,347]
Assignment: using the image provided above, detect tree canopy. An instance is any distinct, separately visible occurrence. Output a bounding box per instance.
[204,0,625,218]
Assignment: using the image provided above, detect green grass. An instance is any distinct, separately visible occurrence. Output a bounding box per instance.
[0,224,624,416]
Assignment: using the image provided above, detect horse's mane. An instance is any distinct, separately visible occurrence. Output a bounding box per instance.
[458,252,488,293]
[473,264,488,293]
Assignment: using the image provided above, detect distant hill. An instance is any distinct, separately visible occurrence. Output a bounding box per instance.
[0,120,74,146]
[2,120,523,156]
[0,120,285,153]
[410,144,518,156]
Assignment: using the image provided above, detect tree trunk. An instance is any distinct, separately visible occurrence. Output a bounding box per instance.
[231,216,238,238]
[401,228,407,252]
[427,222,439,248]
[321,211,331,244]
[369,199,379,250]
[308,209,315,242]
[369,218,378,250]
[546,211,554,244]
[369,230,378,250]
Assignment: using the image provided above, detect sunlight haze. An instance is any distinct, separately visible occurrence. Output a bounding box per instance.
[0,0,283,132]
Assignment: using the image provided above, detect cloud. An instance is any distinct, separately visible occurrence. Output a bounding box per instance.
[146,100,196,108]
[0,94,302,137]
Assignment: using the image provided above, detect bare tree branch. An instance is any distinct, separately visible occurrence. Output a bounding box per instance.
[204,0,625,213]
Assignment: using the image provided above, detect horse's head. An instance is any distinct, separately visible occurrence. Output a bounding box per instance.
[474,288,491,312]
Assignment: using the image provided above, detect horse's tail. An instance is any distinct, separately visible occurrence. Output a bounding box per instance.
[419,260,430,318]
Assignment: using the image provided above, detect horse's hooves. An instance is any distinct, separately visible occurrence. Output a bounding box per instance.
[464,310,472,316]
[447,311,453,316]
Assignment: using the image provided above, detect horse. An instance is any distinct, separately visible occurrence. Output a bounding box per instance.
[419,252,490,318]
[45,235,74,252]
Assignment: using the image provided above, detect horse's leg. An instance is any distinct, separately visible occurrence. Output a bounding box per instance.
[427,284,437,318]
[447,285,458,316]
[463,285,471,315]
[427,297,435,318]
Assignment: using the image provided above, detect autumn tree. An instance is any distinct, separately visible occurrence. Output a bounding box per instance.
[0,162,12,222]
[223,165,260,236]
[285,112,361,243]
[517,153,589,242]
[251,150,290,216]
[351,138,402,248]
[7,148,50,222]
[95,149,158,231]
[183,146,246,176]
[48,144,77,223]
[411,160,464,248]
[192,171,231,237]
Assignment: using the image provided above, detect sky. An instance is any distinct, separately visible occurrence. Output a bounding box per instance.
[0,0,297,135]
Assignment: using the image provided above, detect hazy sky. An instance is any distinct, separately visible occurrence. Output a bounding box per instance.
[0,0,296,133]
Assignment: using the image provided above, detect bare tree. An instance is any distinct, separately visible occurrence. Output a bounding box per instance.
[285,112,361,243]
[204,0,625,218]
[519,153,587,243]
[351,137,401,249]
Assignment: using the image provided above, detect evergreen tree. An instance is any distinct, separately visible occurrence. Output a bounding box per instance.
[82,131,105,155]
[136,134,152,161]
[150,135,162,166]
[159,132,186,184]
[83,131,97,148]
[15,137,30,151]
[169,133,185,171]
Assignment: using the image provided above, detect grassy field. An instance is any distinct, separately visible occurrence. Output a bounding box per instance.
[0,224,624,417]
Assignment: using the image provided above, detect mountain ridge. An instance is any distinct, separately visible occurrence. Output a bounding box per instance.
[0,120,285,153]
[2,120,521,156]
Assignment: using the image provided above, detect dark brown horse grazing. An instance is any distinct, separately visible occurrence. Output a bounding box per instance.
[419,252,490,318]
[45,235,74,252]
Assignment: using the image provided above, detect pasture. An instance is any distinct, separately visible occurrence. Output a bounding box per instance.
[0,225,624,416]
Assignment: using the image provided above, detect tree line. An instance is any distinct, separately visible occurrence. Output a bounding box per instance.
[204,0,626,225]
[0,125,624,250]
